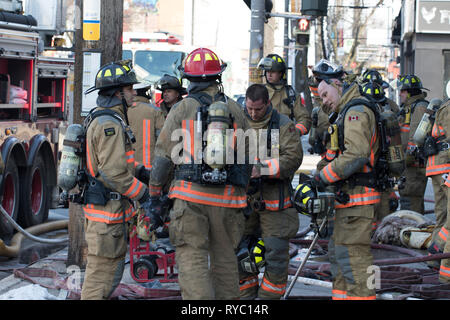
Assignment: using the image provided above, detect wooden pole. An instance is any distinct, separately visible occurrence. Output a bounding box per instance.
[67,0,123,269]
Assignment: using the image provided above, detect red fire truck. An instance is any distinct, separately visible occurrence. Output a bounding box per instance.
[0,21,72,237]
[122,32,190,105]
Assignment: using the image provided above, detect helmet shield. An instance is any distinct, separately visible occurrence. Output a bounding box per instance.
[85,61,139,95]
[312,59,344,82]
[258,54,286,73]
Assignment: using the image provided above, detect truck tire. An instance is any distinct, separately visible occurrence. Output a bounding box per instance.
[19,154,50,228]
[0,159,20,237]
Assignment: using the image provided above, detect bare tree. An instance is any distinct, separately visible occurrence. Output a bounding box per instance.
[324,0,385,71]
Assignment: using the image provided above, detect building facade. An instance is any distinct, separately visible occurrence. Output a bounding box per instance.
[393,0,450,100]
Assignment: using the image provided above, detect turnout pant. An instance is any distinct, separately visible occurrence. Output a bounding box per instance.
[81,220,127,300]
[328,205,376,300]
[439,182,450,283]
[169,199,245,300]
[239,207,299,300]
[428,174,449,254]
[399,166,427,214]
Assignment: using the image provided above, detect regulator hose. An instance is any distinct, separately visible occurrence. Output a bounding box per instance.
[0,205,69,245]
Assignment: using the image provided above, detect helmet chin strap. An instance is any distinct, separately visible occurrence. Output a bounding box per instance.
[119,88,131,126]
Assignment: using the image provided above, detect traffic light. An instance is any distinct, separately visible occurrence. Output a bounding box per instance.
[243,0,273,13]
[293,18,310,46]
[301,0,329,17]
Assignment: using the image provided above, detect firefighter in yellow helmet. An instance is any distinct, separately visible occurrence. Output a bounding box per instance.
[127,80,165,173]
[258,54,312,136]
[238,84,302,300]
[148,48,251,299]
[313,59,380,300]
[398,74,429,214]
[80,61,159,300]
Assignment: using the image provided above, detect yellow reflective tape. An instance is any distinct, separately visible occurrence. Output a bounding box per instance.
[366,88,372,94]
[205,53,213,61]
[254,247,261,254]
[375,88,379,94]
[303,197,310,205]
[123,65,130,71]
[212,53,218,60]
[411,77,416,83]
[367,74,371,79]
[255,256,263,263]
[405,79,409,84]
[116,68,124,76]
[193,54,201,62]
[272,56,277,61]
[104,69,112,77]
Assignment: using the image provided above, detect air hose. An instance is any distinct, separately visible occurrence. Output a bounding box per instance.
[0,205,69,245]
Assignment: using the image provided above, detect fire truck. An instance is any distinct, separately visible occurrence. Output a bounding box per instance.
[0,2,72,237]
[122,32,190,104]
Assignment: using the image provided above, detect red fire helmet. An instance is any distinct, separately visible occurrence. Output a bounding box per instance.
[180,47,227,79]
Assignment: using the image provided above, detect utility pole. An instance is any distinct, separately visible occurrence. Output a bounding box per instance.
[67,0,124,268]
[283,0,290,63]
[248,0,265,85]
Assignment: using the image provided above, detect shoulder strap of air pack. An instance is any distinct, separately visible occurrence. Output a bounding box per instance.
[337,98,380,152]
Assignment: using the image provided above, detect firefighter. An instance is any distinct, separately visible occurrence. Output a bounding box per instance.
[424,99,450,269]
[80,61,157,300]
[398,74,429,214]
[127,80,165,173]
[313,59,380,300]
[155,74,187,118]
[258,53,312,136]
[360,82,399,227]
[360,68,400,114]
[148,47,251,300]
[238,84,302,300]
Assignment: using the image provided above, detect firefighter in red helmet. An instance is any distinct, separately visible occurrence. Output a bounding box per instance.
[149,48,251,299]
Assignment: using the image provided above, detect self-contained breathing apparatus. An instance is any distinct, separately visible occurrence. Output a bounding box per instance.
[307,107,327,155]
[283,85,297,121]
[324,91,406,203]
[412,98,444,157]
[292,174,336,237]
[57,108,137,206]
[174,92,251,189]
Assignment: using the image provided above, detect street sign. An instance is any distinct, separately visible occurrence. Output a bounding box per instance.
[83,0,101,41]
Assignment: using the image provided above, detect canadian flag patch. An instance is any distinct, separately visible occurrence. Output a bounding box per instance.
[349,115,359,121]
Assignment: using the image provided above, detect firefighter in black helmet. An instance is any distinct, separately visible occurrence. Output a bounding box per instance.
[360,69,399,114]
[258,53,312,135]
[81,61,159,300]
[155,74,187,118]
[398,74,429,214]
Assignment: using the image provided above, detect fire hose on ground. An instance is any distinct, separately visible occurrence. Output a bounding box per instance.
[0,205,69,258]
